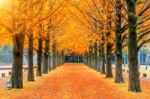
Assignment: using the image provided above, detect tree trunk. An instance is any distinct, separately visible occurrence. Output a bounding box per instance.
[28,33,34,81]
[57,51,60,66]
[91,46,95,69]
[94,43,98,71]
[114,0,124,83]
[43,35,49,74]
[101,44,105,74]
[126,0,141,92]
[57,52,60,65]
[48,54,51,71]
[97,46,101,72]
[106,43,113,78]
[52,43,57,68]
[85,54,88,65]
[36,37,43,76]
[50,53,53,70]
[88,50,92,67]
[61,51,65,65]
[11,34,24,88]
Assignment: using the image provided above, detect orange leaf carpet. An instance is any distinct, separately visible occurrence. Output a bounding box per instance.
[1,63,150,99]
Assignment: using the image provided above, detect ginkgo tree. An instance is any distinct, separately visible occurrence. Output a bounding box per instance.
[66,0,150,92]
[0,0,149,93]
[0,0,65,88]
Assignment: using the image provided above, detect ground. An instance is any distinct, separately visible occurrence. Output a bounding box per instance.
[1,63,150,99]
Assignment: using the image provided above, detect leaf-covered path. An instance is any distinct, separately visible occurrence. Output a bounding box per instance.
[1,63,150,99]
[17,63,118,99]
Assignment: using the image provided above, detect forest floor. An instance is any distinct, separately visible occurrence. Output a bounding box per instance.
[1,63,150,99]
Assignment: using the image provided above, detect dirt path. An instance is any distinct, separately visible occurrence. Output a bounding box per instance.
[1,63,150,99]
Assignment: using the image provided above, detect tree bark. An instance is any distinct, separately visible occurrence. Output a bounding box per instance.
[61,51,65,65]
[27,33,34,81]
[11,34,24,88]
[43,34,50,74]
[48,54,51,71]
[97,45,101,72]
[91,46,95,69]
[57,52,61,65]
[85,54,89,65]
[50,53,53,70]
[101,44,105,74]
[36,37,43,76]
[88,49,92,67]
[52,43,57,68]
[114,0,124,83]
[126,0,141,92]
[57,51,60,66]
[106,43,113,78]
[94,43,98,71]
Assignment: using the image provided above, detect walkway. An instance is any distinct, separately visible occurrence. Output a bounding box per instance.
[1,63,149,99]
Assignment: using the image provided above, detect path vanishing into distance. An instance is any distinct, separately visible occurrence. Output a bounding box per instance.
[1,63,150,99]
